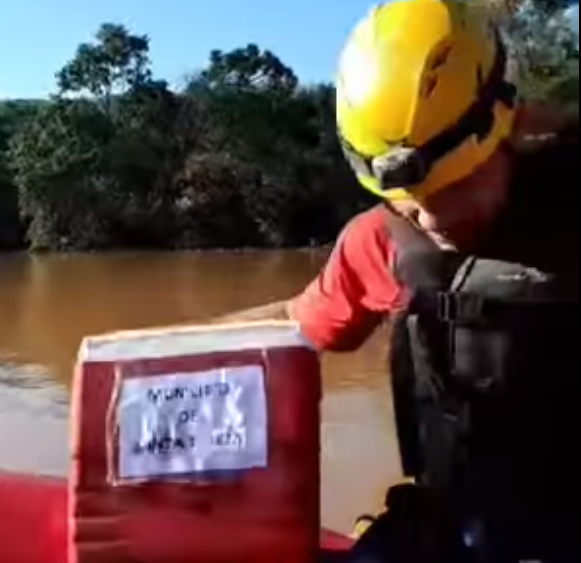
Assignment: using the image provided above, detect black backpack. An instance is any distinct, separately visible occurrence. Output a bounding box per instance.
[387,178,579,561]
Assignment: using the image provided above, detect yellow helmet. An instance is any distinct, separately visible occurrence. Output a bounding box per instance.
[336,0,517,200]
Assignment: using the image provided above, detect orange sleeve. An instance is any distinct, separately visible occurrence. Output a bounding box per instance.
[289,205,405,352]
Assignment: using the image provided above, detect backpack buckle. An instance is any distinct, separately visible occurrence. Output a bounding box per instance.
[438,292,483,324]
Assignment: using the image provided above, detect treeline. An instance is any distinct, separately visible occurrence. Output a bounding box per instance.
[0,2,578,252]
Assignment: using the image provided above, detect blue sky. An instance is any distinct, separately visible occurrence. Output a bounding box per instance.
[0,1,578,100]
[0,0,376,99]
[568,3,580,31]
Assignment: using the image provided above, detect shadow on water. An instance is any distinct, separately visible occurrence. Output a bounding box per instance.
[0,250,403,532]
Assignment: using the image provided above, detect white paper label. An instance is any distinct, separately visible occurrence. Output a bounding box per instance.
[116,365,268,480]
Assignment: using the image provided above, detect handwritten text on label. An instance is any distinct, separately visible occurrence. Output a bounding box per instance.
[116,365,268,480]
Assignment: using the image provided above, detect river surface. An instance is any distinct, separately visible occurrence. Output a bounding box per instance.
[0,250,403,534]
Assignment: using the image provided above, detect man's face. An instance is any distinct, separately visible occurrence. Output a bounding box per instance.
[388,149,511,249]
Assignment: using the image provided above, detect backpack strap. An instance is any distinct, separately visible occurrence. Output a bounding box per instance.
[384,206,465,292]
[386,208,571,327]
[385,208,475,488]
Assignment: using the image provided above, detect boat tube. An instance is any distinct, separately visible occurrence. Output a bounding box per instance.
[0,470,354,563]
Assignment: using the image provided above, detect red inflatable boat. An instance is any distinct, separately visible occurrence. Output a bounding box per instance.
[0,470,354,563]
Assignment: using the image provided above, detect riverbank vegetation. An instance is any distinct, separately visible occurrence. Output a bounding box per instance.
[0,0,578,251]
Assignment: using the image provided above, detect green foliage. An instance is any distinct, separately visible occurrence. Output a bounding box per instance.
[197,43,298,95]
[0,6,577,251]
[56,23,151,100]
[8,99,115,250]
[500,0,578,104]
[0,99,46,248]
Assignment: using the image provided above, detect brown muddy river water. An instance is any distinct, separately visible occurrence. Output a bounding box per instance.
[0,250,403,533]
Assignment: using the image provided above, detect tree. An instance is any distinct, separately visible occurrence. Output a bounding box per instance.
[196,43,298,95]
[8,99,115,250]
[493,0,579,103]
[7,22,188,250]
[0,100,46,248]
[2,12,574,254]
[104,81,184,246]
[56,23,152,105]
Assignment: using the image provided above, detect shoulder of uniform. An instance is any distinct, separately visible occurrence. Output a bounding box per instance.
[339,204,390,247]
